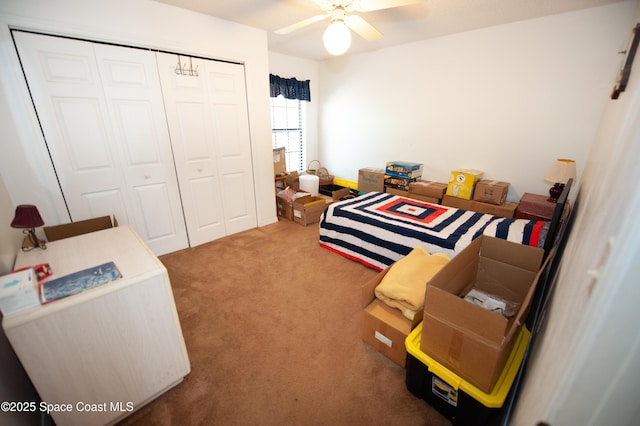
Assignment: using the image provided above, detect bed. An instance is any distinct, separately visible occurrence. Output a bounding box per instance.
[319,180,571,271]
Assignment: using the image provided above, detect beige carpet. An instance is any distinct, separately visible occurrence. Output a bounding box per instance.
[119,219,451,426]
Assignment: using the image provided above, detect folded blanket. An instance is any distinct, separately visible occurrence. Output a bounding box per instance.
[375,246,450,320]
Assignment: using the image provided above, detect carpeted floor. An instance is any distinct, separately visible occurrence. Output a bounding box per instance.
[118,219,451,426]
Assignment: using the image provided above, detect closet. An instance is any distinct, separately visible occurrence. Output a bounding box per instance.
[13,31,257,255]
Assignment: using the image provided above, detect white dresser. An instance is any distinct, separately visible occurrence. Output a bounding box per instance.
[3,226,190,426]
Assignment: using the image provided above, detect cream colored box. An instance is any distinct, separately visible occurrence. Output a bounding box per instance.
[0,268,40,316]
[446,169,484,200]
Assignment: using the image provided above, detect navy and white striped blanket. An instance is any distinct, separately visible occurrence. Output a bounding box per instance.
[319,192,548,271]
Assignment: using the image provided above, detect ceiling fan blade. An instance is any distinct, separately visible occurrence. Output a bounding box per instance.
[354,0,423,12]
[345,15,383,41]
[274,13,330,35]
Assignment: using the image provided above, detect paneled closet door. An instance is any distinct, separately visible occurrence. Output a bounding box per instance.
[13,32,189,255]
[156,53,257,246]
[205,61,258,236]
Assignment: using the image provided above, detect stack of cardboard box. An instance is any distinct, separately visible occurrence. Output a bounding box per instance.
[361,267,423,368]
[445,169,484,200]
[361,235,545,393]
[420,236,544,393]
[444,169,518,218]
[384,161,424,191]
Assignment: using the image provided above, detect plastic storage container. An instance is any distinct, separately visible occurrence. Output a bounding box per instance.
[299,174,319,196]
[404,322,530,426]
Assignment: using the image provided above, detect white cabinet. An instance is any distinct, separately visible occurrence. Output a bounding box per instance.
[13,31,257,255]
[3,226,190,426]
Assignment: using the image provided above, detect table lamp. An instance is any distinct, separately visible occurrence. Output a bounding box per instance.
[11,204,47,251]
[544,159,576,203]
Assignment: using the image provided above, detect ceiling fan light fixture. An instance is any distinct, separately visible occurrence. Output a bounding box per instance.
[323,20,352,56]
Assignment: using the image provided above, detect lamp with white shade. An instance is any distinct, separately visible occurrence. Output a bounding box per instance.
[544,159,576,203]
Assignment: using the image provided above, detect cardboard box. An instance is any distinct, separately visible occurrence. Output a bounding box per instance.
[409,193,440,204]
[273,147,286,176]
[386,161,424,179]
[44,215,117,242]
[386,188,440,204]
[286,171,299,191]
[385,187,409,197]
[277,189,314,221]
[292,196,328,226]
[446,169,484,200]
[0,268,40,316]
[473,181,510,205]
[442,195,518,218]
[319,184,350,201]
[361,267,423,368]
[358,168,386,193]
[420,236,544,393]
[276,195,294,221]
[409,180,447,200]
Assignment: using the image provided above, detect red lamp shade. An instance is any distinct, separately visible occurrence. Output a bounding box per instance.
[11,205,44,229]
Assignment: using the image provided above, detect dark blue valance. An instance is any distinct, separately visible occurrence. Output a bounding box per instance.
[270,74,311,102]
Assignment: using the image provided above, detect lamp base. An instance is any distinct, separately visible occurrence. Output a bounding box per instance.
[21,228,47,252]
[547,183,565,203]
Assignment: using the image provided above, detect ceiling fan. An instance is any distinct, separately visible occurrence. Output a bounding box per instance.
[274,0,423,56]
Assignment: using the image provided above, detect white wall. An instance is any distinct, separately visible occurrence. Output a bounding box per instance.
[0,0,277,265]
[318,2,635,201]
[0,176,39,426]
[512,2,640,423]
[268,52,320,168]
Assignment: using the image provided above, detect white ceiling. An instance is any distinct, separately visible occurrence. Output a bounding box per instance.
[153,0,627,60]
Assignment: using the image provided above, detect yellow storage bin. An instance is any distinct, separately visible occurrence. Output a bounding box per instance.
[404,321,530,425]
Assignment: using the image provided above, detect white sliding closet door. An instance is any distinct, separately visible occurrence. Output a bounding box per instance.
[93,44,189,253]
[14,32,189,255]
[156,53,257,246]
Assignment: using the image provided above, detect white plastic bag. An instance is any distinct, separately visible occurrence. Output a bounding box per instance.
[463,288,520,317]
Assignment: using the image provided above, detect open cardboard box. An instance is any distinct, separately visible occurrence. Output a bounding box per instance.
[319,184,350,201]
[276,195,294,221]
[361,267,423,368]
[420,236,545,393]
[292,195,328,226]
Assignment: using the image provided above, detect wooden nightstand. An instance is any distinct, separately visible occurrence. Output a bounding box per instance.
[516,193,562,221]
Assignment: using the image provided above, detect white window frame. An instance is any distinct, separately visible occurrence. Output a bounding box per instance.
[270,95,306,173]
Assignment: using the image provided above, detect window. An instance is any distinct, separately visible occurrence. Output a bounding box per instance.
[270,95,306,173]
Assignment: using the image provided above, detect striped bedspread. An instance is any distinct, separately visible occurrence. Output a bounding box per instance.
[319,191,548,271]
